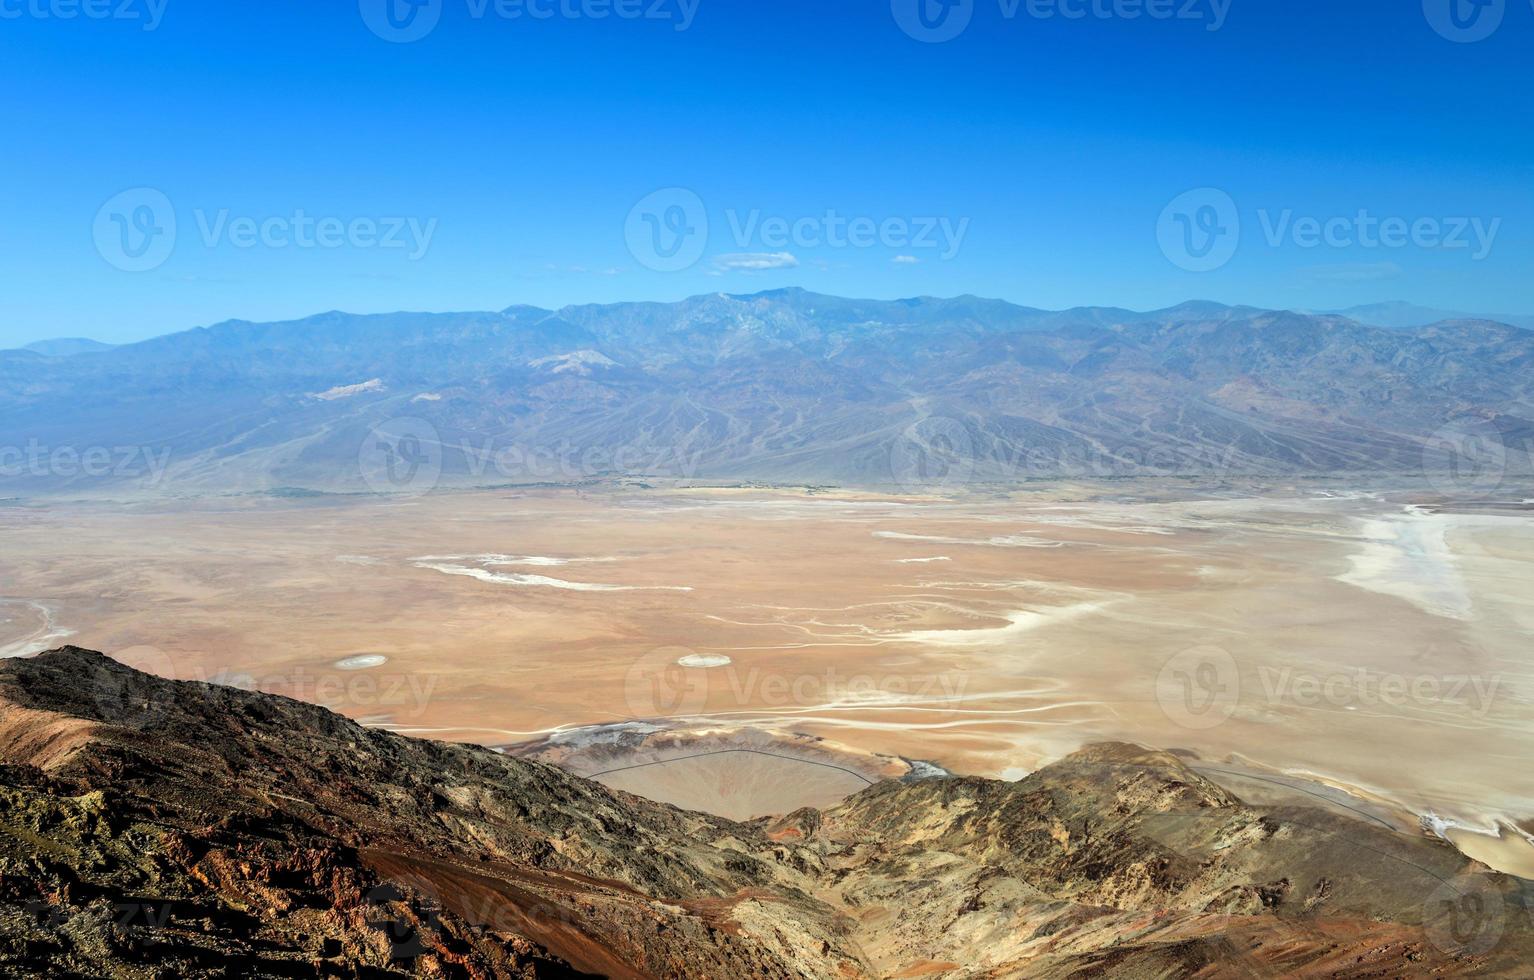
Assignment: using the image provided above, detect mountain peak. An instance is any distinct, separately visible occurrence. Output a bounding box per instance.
[19,338,117,357]
[730,286,812,299]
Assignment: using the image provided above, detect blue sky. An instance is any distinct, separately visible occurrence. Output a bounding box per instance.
[2,0,1531,347]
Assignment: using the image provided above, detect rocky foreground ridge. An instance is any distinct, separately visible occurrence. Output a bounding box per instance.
[1,648,1530,978]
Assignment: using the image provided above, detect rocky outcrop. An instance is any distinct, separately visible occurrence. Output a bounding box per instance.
[1,648,1529,978]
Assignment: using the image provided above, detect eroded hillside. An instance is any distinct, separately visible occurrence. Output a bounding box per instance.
[1,648,1529,978]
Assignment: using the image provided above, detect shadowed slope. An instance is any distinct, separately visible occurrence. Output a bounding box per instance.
[1,648,1530,978]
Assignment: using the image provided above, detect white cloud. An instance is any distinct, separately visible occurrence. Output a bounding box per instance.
[712,251,799,272]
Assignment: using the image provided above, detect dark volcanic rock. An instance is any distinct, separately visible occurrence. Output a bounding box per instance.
[1,648,1530,978]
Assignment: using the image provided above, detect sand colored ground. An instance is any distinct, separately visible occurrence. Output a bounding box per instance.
[1,483,1531,872]
[593,752,873,821]
[510,726,914,821]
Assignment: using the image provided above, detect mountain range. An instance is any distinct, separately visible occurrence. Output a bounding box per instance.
[3,290,1532,494]
[1323,302,1534,332]
[16,338,119,358]
[3,646,1528,977]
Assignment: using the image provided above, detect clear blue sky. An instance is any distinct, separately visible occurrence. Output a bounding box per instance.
[2,0,1531,347]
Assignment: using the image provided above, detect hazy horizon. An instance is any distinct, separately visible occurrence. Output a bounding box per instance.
[13,289,1534,352]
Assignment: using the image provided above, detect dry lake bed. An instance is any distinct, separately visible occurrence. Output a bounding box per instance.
[3,481,1532,875]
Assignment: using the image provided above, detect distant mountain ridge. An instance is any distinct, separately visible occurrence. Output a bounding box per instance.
[1320,302,1534,331]
[16,337,118,358]
[2,289,1531,493]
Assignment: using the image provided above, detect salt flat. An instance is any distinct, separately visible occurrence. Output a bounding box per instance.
[1,482,1530,873]
[0,599,76,659]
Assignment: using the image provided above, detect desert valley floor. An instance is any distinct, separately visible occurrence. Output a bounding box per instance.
[3,481,1532,879]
